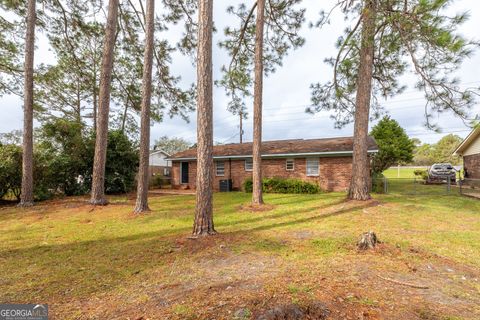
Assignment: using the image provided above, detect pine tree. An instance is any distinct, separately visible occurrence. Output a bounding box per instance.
[192,0,216,236]
[310,0,480,200]
[219,0,305,205]
[134,0,155,214]
[19,0,36,207]
[252,0,265,205]
[90,0,120,205]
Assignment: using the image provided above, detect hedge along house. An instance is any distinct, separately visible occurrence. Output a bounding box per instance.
[168,136,378,192]
[454,126,480,179]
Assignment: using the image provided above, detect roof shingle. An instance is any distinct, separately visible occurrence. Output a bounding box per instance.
[170,136,378,160]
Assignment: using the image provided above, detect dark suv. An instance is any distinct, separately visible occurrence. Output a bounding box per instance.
[428,163,456,183]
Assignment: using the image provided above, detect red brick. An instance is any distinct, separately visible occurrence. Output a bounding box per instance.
[172,156,361,192]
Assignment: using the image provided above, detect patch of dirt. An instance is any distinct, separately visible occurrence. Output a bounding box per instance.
[253,301,329,320]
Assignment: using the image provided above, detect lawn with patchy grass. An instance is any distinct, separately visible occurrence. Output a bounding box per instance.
[1,191,480,319]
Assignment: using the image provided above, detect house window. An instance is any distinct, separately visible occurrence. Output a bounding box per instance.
[286,159,295,171]
[306,158,319,176]
[216,161,225,176]
[164,167,170,176]
[245,158,253,171]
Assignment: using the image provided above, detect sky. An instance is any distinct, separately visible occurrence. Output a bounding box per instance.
[1,0,479,145]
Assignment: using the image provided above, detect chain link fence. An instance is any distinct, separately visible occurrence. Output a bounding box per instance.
[372,177,467,196]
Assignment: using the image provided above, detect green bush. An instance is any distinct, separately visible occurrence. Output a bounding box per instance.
[85,130,139,194]
[243,177,321,194]
[413,169,428,181]
[0,143,59,201]
[371,173,386,193]
[1,123,139,202]
[0,144,22,200]
[150,175,170,189]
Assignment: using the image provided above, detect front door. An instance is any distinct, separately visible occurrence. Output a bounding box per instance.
[181,162,189,184]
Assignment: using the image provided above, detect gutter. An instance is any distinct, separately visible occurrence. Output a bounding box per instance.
[167,149,379,161]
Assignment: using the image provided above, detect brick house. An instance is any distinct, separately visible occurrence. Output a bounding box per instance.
[168,136,378,192]
[454,127,480,179]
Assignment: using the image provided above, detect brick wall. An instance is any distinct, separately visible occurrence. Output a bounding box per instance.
[172,156,356,192]
[464,153,480,179]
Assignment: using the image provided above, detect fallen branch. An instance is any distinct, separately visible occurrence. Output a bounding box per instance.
[377,275,429,289]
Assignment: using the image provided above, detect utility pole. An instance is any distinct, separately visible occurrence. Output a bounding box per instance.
[239,112,243,144]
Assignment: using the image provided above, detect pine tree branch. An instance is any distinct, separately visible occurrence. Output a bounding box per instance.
[228,2,258,72]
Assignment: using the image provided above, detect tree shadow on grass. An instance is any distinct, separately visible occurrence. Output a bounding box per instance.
[218,198,348,229]
[0,196,372,305]
[230,200,377,234]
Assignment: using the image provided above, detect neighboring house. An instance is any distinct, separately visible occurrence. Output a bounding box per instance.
[168,136,378,192]
[453,126,480,179]
[149,149,172,180]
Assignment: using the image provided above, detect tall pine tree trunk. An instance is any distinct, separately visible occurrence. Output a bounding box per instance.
[349,0,377,201]
[134,0,155,214]
[19,0,36,207]
[252,0,265,205]
[192,0,216,236]
[90,0,119,205]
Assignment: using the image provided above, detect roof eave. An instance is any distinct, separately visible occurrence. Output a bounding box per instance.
[453,127,480,155]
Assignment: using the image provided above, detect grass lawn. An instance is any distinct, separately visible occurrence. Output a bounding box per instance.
[383,167,421,179]
[1,191,480,319]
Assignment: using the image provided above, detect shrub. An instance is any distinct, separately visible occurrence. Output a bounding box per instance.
[243,177,321,194]
[150,175,170,189]
[371,173,386,193]
[413,169,428,181]
[85,130,139,194]
[0,144,22,200]
[0,122,140,202]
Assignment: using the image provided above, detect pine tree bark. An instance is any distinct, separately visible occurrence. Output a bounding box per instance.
[192,0,216,236]
[252,0,265,205]
[133,0,155,214]
[90,0,119,205]
[348,0,377,201]
[19,0,36,207]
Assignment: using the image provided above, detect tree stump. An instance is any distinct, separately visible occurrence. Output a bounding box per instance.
[357,231,379,250]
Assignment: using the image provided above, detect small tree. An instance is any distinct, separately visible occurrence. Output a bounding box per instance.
[370,116,414,174]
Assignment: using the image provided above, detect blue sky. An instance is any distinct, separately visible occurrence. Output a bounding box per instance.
[1,0,479,145]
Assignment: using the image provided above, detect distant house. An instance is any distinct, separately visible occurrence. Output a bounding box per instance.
[168,136,378,192]
[454,127,480,179]
[149,149,172,180]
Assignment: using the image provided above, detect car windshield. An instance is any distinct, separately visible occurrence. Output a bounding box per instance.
[433,165,443,170]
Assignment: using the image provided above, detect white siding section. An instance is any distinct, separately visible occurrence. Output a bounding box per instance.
[149,152,170,166]
[464,136,480,156]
